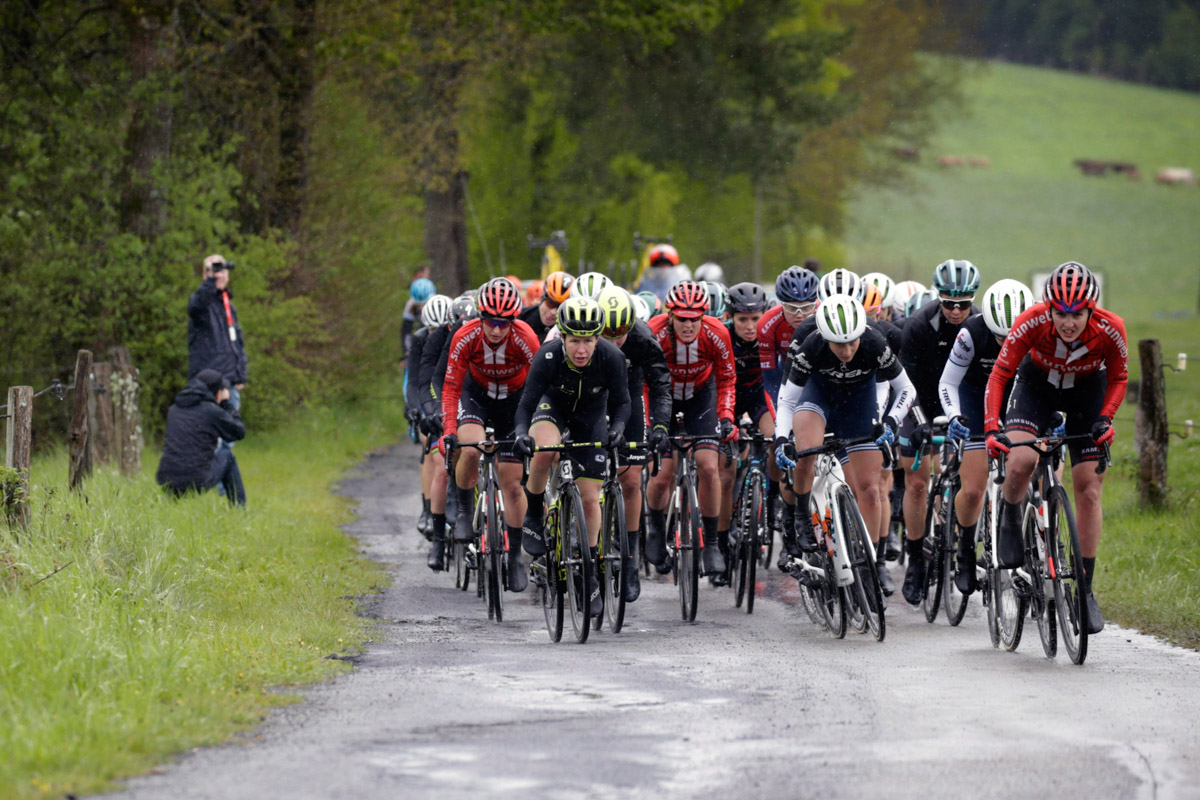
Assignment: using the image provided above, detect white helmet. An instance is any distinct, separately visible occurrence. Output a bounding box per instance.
[421,294,454,328]
[693,262,726,285]
[571,271,612,300]
[891,279,926,311]
[815,295,867,343]
[630,293,651,323]
[981,279,1034,336]
[860,272,895,309]
[817,268,863,302]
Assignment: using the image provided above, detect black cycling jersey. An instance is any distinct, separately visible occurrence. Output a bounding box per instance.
[519,304,553,343]
[419,321,459,417]
[405,326,430,413]
[785,327,901,387]
[900,299,979,413]
[788,314,818,347]
[619,321,672,431]
[515,338,631,439]
[726,321,765,398]
[871,318,903,354]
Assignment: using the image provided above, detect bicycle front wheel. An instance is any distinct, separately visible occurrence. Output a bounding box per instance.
[921,491,944,623]
[601,489,627,633]
[743,473,765,614]
[677,473,701,622]
[1049,486,1088,665]
[1027,511,1057,659]
[485,487,504,623]
[537,506,564,642]
[837,487,885,642]
[979,495,1000,648]
[562,487,592,643]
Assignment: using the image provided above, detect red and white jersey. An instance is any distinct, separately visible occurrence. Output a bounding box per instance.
[985,302,1128,431]
[757,305,795,372]
[647,315,737,421]
[441,319,540,435]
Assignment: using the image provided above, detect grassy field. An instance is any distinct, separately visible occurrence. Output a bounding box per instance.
[0,398,406,799]
[848,60,1200,647]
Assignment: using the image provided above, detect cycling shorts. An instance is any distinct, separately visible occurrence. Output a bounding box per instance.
[796,376,878,456]
[620,391,648,467]
[665,378,720,456]
[899,402,942,460]
[1005,360,1107,465]
[735,387,772,429]
[530,394,609,480]
[457,378,521,463]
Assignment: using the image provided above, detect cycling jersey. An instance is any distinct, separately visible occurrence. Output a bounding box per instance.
[518,304,553,343]
[984,303,1128,433]
[727,320,771,423]
[404,325,430,414]
[900,299,979,415]
[939,315,1002,420]
[619,320,673,432]
[441,319,540,438]
[872,317,903,354]
[647,315,737,423]
[757,305,796,401]
[420,320,458,417]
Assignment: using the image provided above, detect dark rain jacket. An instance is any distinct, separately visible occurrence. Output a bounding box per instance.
[156,376,246,492]
[188,279,249,384]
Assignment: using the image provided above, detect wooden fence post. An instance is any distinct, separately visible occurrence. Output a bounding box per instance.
[110,365,142,478]
[89,362,115,466]
[5,386,32,528]
[1135,339,1169,508]
[69,349,93,491]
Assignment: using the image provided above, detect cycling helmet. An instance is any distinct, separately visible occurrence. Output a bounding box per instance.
[664,280,709,319]
[891,280,925,312]
[636,290,663,315]
[702,281,727,317]
[816,295,867,343]
[571,271,612,300]
[648,243,680,266]
[451,295,478,321]
[862,284,886,313]
[726,282,769,314]
[932,259,981,297]
[556,296,605,337]
[982,279,1034,336]
[630,293,651,323]
[1044,261,1098,313]
[818,268,863,302]
[861,272,895,309]
[476,277,522,319]
[597,286,636,337]
[525,280,544,304]
[544,271,574,304]
[421,294,454,328]
[693,262,726,284]
[775,266,820,304]
[410,277,436,303]
[904,288,938,319]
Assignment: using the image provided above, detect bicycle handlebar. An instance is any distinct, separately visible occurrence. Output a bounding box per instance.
[994,434,1111,484]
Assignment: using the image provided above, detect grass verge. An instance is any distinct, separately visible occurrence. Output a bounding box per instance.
[0,397,406,799]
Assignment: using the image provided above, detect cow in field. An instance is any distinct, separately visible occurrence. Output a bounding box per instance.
[1155,167,1197,186]
[938,155,965,168]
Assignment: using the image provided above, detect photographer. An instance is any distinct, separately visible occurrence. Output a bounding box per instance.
[188,254,248,411]
[156,369,247,505]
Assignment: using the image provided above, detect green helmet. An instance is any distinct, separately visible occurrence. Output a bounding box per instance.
[556,296,604,337]
[597,286,636,337]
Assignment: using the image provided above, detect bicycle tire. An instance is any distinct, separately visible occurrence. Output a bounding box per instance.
[818,551,847,639]
[798,554,827,628]
[731,486,746,609]
[1049,486,1089,665]
[485,482,504,623]
[744,472,765,614]
[980,497,1001,648]
[838,487,885,642]
[678,471,701,623]
[942,493,969,626]
[921,490,944,624]
[601,488,628,633]
[1026,510,1057,659]
[538,506,564,642]
[562,486,591,643]
[454,540,469,592]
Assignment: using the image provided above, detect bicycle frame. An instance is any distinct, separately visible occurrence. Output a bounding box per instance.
[791,452,855,588]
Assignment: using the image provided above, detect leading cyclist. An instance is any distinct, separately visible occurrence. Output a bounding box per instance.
[984,261,1127,633]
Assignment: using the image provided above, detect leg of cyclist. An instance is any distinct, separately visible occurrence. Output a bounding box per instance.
[953,448,988,593]
[717,442,737,583]
[521,420,561,559]
[1071,452,1107,632]
[997,429,1037,567]
[419,434,434,534]
[900,446,932,605]
[498,459,528,592]
[618,464,644,601]
[452,422,484,542]
[579,477,605,615]
[846,447,891,596]
[426,445,450,571]
[788,409,825,583]
[696,447,727,582]
[645,447,678,569]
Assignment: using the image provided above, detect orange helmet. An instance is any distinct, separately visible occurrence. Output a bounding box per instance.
[648,243,680,267]
[525,280,545,304]
[665,280,709,319]
[544,271,574,303]
[862,284,885,313]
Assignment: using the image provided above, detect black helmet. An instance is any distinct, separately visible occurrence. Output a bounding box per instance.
[726,282,768,314]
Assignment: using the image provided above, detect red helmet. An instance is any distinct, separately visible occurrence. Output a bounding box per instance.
[648,243,680,267]
[477,277,523,319]
[665,280,709,319]
[1044,261,1098,313]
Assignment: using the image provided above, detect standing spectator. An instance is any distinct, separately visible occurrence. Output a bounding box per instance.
[156,369,247,504]
[188,254,248,412]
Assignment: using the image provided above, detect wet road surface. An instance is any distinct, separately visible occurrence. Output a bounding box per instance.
[109,443,1200,799]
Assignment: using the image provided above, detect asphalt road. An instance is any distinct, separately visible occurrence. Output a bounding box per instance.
[109,442,1200,800]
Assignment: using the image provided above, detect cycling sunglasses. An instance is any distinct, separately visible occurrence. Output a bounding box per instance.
[782,301,817,316]
[939,296,974,311]
[482,318,513,328]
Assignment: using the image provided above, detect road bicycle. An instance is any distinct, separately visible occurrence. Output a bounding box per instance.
[783,433,888,642]
[446,434,514,623]
[656,420,714,623]
[595,442,631,633]
[728,423,771,613]
[526,441,597,644]
[990,429,1109,665]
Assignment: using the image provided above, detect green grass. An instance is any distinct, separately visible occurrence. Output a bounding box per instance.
[848,59,1200,647]
[0,397,406,799]
[848,60,1200,320]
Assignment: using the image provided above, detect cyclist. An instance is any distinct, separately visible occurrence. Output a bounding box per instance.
[861,273,897,322]
[775,295,916,593]
[634,243,692,301]
[572,271,613,301]
[984,262,1126,633]
[898,259,980,606]
[406,294,452,539]
[519,270,573,343]
[637,290,664,318]
[939,279,1033,593]
[439,278,541,592]
[596,286,672,603]
[717,282,774,579]
[701,280,728,321]
[862,281,905,567]
[524,279,545,306]
[515,296,631,614]
[645,280,739,582]
[693,262,726,285]
[401,277,436,357]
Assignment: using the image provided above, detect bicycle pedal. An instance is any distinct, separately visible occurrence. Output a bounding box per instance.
[1012,576,1032,599]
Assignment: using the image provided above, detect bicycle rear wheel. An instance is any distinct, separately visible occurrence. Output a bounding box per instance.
[485,486,504,623]
[743,473,765,614]
[562,487,591,643]
[677,473,701,623]
[942,497,969,626]
[601,489,627,633]
[454,540,469,591]
[1049,486,1089,665]
[921,492,944,624]
[979,496,1001,648]
[838,487,885,642]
